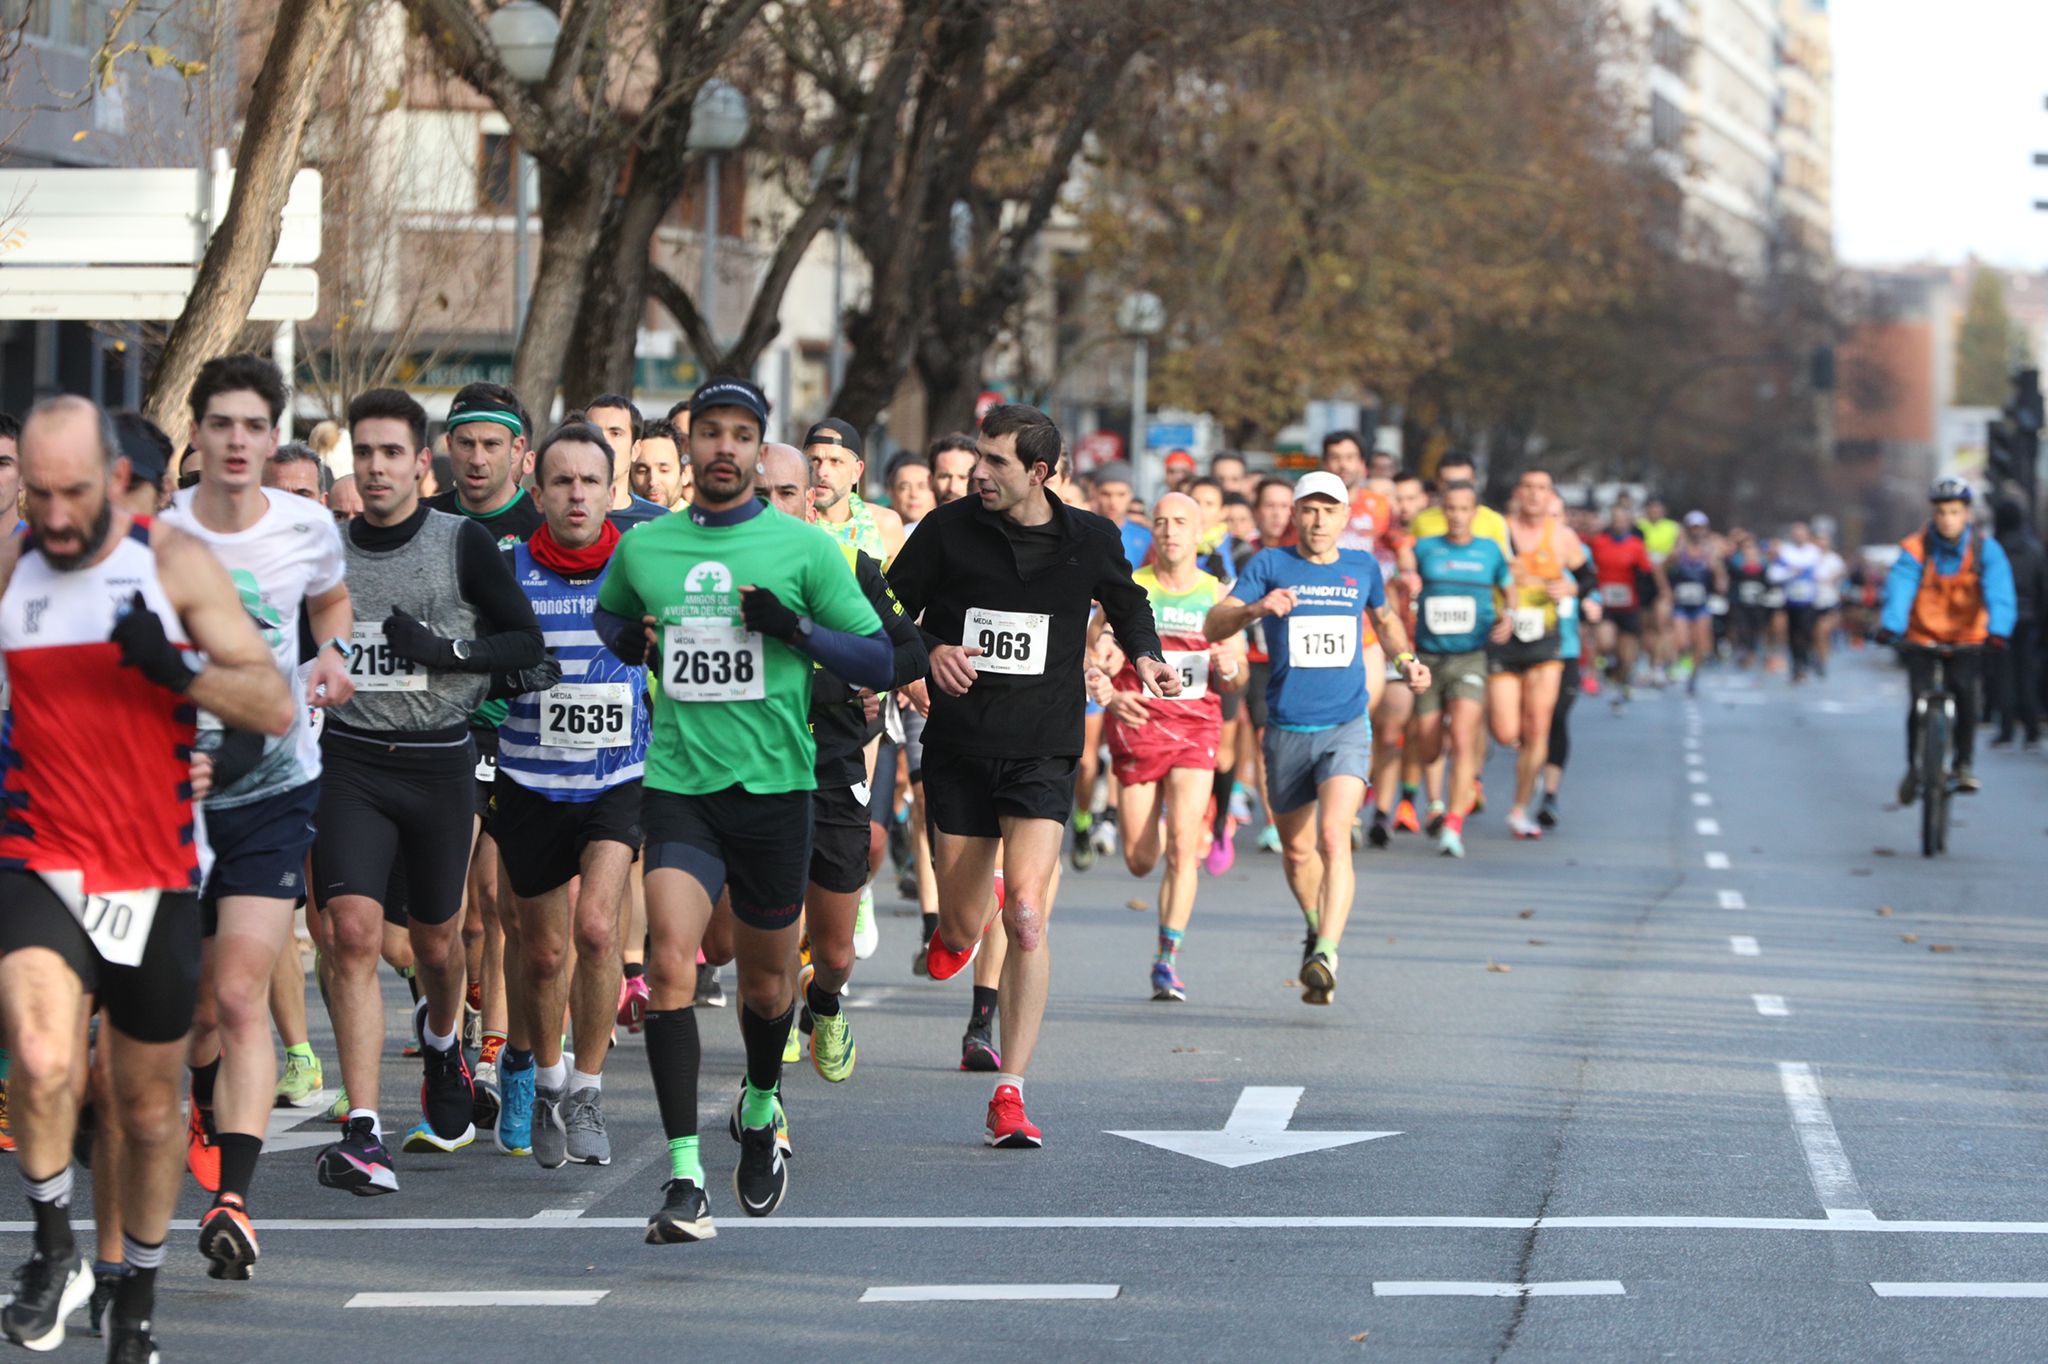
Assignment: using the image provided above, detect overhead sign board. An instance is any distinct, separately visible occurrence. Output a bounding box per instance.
[0,266,319,321]
[0,165,322,266]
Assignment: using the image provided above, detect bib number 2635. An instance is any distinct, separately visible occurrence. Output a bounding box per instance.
[662,622,766,702]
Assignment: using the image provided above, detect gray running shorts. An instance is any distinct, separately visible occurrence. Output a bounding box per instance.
[1261,714,1371,815]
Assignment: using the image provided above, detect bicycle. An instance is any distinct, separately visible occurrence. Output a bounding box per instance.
[1896,641,1982,858]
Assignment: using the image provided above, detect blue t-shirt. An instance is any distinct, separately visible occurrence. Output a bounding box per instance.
[1230,546,1386,730]
[608,494,670,531]
[1119,519,1153,570]
[1413,535,1512,654]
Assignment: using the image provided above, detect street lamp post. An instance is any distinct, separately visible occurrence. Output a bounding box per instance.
[486,2,559,340]
[809,146,860,402]
[688,81,750,352]
[1117,290,1166,503]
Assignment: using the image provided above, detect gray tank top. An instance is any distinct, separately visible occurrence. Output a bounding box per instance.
[331,510,485,736]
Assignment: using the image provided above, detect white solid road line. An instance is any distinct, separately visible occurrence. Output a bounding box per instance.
[1719,890,1747,909]
[1753,994,1790,1017]
[1730,936,1760,956]
[347,1291,608,1308]
[1373,1281,1625,1297]
[1779,1061,1876,1221]
[1870,1283,2048,1298]
[1696,818,1723,836]
[861,1284,1120,1302]
[1705,851,1732,869]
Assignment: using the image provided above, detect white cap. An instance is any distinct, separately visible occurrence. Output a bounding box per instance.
[1683,510,1710,527]
[1294,471,1349,505]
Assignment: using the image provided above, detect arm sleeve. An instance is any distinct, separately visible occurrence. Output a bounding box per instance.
[793,627,892,690]
[1570,554,1597,597]
[858,552,929,688]
[1095,529,1164,662]
[1982,538,2018,638]
[1880,550,1922,636]
[785,534,891,689]
[593,606,649,666]
[451,519,545,672]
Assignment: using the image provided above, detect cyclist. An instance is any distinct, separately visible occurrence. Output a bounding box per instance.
[1880,479,2015,800]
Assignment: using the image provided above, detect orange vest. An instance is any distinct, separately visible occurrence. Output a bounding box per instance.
[1901,528,1989,645]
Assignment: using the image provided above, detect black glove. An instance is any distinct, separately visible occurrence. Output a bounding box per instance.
[739,585,803,642]
[383,607,456,668]
[1872,628,1899,648]
[110,591,195,693]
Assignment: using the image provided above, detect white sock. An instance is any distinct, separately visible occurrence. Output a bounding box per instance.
[423,1019,458,1053]
[992,1072,1023,1097]
[569,1069,603,1095]
[537,1060,568,1094]
[348,1107,382,1140]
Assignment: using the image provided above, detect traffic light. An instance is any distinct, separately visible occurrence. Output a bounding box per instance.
[1989,420,2024,485]
[2013,368,2044,435]
[1994,369,2044,506]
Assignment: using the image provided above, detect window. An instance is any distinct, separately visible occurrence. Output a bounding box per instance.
[479,132,515,212]
[1652,93,1685,153]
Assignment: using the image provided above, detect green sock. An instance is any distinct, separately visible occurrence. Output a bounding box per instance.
[1400,783,1419,802]
[1300,908,1320,933]
[1313,935,1338,962]
[1073,810,1093,834]
[284,1043,315,1063]
[667,1135,703,1183]
[741,1081,778,1129]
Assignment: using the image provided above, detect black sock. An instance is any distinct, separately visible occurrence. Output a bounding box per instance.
[403,970,422,1004]
[23,1165,73,1260]
[806,980,841,1018]
[739,1002,795,1095]
[113,1233,162,1323]
[215,1132,261,1203]
[1212,771,1234,837]
[643,1008,700,1141]
[969,985,998,1030]
[189,1057,220,1109]
[920,911,938,943]
[623,961,645,981]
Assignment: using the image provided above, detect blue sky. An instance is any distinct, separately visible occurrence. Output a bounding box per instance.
[1832,0,2048,270]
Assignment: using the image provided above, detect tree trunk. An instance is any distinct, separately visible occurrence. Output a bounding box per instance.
[513,153,621,424]
[918,333,985,438]
[144,0,358,446]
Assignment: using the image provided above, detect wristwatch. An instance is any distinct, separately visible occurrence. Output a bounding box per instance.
[1394,651,1417,670]
[452,639,473,662]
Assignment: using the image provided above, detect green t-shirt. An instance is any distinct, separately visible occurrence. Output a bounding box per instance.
[598,505,883,795]
[1639,517,1680,564]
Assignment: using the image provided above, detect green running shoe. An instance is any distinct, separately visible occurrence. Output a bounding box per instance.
[275,1051,324,1109]
[325,1086,351,1124]
[810,1010,856,1083]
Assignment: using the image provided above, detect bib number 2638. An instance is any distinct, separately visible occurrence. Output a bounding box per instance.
[662,622,766,702]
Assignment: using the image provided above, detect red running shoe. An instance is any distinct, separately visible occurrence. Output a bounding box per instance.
[186,1095,220,1193]
[1394,799,1420,833]
[925,932,978,981]
[984,1084,1042,1149]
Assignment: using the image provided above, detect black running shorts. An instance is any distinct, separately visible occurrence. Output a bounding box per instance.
[642,786,810,930]
[921,745,1078,840]
[201,780,321,934]
[0,870,201,1044]
[312,735,477,927]
[809,782,872,895]
[493,776,643,900]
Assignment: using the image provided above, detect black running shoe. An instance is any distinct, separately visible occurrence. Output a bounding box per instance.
[1300,952,1337,1006]
[1,1250,90,1351]
[1367,815,1390,849]
[419,1039,476,1146]
[733,1123,789,1217]
[1537,794,1559,829]
[645,1179,716,1244]
[960,1022,1000,1072]
[316,1115,398,1195]
[104,1314,160,1364]
[87,1264,125,1337]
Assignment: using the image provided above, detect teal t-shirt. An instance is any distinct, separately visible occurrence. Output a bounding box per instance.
[1413,534,1512,654]
[597,503,882,795]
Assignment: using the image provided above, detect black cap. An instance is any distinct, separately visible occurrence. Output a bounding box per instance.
[690,377,770,428]
[803,417,863,459]
[111,411,173,485]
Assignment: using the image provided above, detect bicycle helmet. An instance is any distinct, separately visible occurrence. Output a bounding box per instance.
[1929,477,1974,505]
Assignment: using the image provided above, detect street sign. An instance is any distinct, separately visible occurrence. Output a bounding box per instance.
[0,266,319,320]
[0,165,322,266]
[1146,422,1195,451]
[1075,430,1124,471]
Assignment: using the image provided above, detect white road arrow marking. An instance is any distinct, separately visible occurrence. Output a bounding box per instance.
[1108,1086,1399,1169]
[264,1090,341,1152]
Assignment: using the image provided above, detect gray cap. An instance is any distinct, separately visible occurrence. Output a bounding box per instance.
[1094,460,1135,488]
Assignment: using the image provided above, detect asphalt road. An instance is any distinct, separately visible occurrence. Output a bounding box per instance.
[28,646,2048,1361]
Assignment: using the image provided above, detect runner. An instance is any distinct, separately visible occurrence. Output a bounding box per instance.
[1587,500,1662,702]
[493,423,650,1169]
[1667,511,1724,693]
[1242,476,1296,854]
[1489,469,1587,839]
[424,383,546,1128]
[0,395,294,1360]
[805,418,904,564]
[159,354,354,1278]
[888,405,1175,1145]
[1204,471,1427,1004]
[1408,481,1511,858]
[1771,521,1825,683]
[311,387,545,1192]
[888,455,935,532]
[1813,531,1848,677]
[583,393,669,529]
[629,418,691,512]
[593,378,889,1239]
[1538,491,1601,829]
[757,443,926,1080]
[1094,492,1244,998]
[1727,530,1769,667]
[1638,497,1682,678]
[1366,472,1427,845]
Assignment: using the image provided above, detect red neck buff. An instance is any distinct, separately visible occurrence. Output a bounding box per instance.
[530,517,619,575]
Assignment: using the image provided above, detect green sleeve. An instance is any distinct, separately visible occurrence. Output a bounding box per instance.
[805,533,883,636]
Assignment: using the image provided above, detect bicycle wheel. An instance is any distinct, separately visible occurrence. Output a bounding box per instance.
[1920,700,1949,858]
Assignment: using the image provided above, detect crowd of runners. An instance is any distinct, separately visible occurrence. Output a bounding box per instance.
[0,362,1853,1361]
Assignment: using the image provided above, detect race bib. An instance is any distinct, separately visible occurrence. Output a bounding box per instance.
[1600,583,1634,608]
[1762,588,1786,610]
[1511,607,1547,644]
[1162,649,1209,700]
[1737,581,1764,606]
[1286,614,1358,669]
[348,623,426,692]
[539,681,631,748]
[475,750,496,784]
[1674,581,1707,607]
[964,607,1049,676]
[662,621,766,702]
[1708,594,1730,617]
[1423,595,1477,638]
[38,870,160,969]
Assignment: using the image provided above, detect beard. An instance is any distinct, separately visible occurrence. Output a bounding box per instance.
[32,497,114,571]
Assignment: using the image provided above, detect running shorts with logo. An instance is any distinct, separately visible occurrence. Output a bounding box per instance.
[200,779,320,934]
[493,777,643,900]
[0,871,201,1044]
[1417,651,1489,714]
[644,787,811,928]
[808,782,872,895]
[1104,565,1225,787]
[312,736,477,925]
